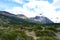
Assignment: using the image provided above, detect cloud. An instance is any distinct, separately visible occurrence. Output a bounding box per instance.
[55,11,60,23]
[5,7,38,17]
[23,1,56,17]
[12,0,29,4]
[42,0,54,4]
[13,0,23,4]
[53,0,60,8]
[4,0,60,23]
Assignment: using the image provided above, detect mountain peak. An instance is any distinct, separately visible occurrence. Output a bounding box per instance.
[16,14,27,19]
[30,16,54,24]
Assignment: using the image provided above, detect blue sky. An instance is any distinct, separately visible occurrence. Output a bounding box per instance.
[0,0,60,23]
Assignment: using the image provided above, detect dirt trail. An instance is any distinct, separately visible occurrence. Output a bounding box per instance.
[56,32,60,40]
[25,30,39,40]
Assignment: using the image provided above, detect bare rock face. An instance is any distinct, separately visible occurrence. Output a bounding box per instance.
[30,16,54,24]
[16,14,27,19]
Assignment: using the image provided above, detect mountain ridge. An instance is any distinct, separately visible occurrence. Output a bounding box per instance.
[30,16,54,24]
[0,11,54,24]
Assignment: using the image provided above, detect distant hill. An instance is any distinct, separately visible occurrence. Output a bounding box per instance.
[30,16,54,24]
[0,11,41,27]
[16,14,27,19]
[0,11,54,27]
[0,11,16,17]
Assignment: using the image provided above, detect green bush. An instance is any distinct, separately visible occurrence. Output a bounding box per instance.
[0,29,34,40]
[35,30,56,37]
[37,36,58,40]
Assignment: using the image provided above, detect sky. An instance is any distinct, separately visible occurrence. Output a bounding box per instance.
[0,0,60,23]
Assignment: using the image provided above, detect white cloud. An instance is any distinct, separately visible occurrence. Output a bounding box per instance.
[23,1,57,21]
[5,7,38,17]
[56,11,60,22]
[53,0,60,8]
[53,0,58,4]
[5,0,60,23]
[12,0,23,4]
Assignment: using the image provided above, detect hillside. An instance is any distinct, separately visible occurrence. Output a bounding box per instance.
[16,14,27,19]
[0,11,53,27]
[0,11,41,27]
[0,11,60,40]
